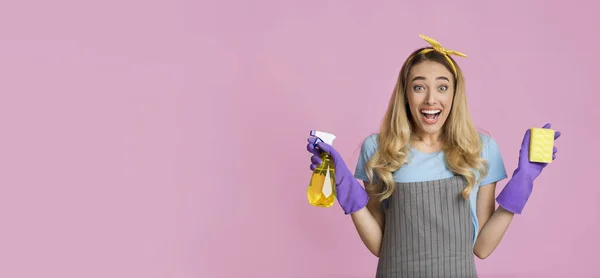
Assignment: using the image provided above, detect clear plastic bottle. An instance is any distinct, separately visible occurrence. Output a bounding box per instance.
[307,130,337,207]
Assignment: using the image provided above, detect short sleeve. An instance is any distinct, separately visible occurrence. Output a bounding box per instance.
[479,134,508,186]
[354,134,378,182]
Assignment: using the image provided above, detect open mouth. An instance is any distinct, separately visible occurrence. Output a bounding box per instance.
[420,109,441,124]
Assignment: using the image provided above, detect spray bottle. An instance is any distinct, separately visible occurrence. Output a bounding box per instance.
[307,130,337,208]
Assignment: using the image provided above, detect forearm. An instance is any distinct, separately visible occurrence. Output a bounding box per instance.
[473,206,514,259]
[350,206,383,257]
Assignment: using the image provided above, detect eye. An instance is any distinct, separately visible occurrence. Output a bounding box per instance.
[413,85,424,91]
[438,85,448,91]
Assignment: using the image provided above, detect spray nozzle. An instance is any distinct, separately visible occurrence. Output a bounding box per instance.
[310,130,336,146]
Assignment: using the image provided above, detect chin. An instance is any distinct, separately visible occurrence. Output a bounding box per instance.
[414,113,447,134]
[419,124,444,135]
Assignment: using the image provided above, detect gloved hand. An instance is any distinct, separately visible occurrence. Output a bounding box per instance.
[307,136,369,215]
[496,123,561,214]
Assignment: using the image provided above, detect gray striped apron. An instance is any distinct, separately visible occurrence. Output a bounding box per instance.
[376,176,477,278]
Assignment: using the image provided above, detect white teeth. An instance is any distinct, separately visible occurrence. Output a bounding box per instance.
[421,110,441,114]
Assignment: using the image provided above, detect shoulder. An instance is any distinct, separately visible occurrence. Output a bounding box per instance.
[361,133,379,150]
[478,132,501,158]
[357,133,379,161]
[476,131,508,185]
[354,133,380,181]
[478,132,495,147]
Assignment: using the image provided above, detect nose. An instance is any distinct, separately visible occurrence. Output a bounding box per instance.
[425,91,436,105]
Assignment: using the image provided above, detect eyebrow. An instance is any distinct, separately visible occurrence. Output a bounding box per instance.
[411,76,450,82]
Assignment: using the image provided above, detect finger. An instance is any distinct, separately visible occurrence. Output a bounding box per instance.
[553,146,557,153]
[308,136,323,147]
[307,143,320,155]
[554,131,561,140]
[311,154,322,165]
[307,137,320,146]
[306,143,315,153]
[307,137,323,154]
[552,153,556,160]
[310,164,317,171]
[542,123,551,129]
[316,142,331,153]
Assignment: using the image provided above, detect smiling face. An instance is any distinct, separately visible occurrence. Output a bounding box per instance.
[406,60,455,136]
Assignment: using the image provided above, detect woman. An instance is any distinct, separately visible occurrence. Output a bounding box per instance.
[306,34,561,277]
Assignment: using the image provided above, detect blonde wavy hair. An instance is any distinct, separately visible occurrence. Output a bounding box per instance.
[364,47,489,201]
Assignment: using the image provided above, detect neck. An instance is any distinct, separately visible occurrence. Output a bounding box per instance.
[412,131,442,146]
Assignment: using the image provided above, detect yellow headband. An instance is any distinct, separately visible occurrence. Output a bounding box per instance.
[418,34,467,76]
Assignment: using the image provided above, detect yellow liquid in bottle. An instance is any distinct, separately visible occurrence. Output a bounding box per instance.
[307,152,336,207]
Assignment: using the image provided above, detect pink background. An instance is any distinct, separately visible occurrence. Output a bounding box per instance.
[1,0,598,277]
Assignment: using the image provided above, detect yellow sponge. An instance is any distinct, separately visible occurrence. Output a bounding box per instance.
[529,128,555,163]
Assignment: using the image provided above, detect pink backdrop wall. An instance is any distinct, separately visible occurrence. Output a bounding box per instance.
[1,0,598,277]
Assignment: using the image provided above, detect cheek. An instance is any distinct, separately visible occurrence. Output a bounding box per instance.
[441,94,454,107]
[406,92,421,108]
[406,97,420,113]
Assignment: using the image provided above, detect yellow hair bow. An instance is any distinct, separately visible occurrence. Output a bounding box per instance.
[418,34,467,76]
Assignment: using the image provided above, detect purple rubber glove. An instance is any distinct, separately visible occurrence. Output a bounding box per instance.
[307,136,369,215]
[496,123,561,214]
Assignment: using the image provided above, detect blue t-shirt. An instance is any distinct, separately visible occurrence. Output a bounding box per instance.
[353,132,508,244]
